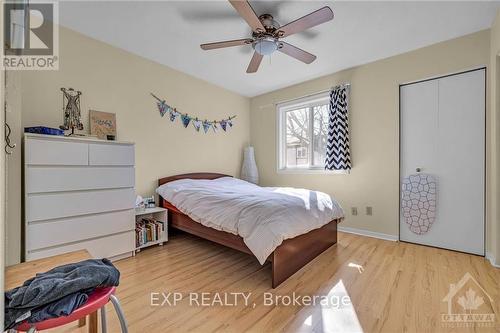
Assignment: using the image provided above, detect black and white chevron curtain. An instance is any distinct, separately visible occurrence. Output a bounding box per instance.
[325,85,351,170]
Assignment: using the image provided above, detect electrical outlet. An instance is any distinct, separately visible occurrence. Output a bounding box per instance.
[351,207,358,216]
[366,206,373,215]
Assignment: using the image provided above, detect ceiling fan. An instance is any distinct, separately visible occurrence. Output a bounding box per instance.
[200,1,334,73]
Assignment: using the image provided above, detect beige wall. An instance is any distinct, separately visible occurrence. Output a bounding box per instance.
[6,26,250,264]
[250,31,491,243]
[490,10,500,266]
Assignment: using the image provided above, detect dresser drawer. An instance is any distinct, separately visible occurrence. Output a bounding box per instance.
[27,188,135,222]
[27,231,135,261]
[89,143,134,166]
[26,139,89,165]
[26,167,135,193]
[27,209,135,250]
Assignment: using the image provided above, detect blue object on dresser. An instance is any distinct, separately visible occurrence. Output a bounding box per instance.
[24,127,65,136]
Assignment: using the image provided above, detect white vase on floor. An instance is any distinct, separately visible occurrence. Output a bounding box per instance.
[241,146,259,184]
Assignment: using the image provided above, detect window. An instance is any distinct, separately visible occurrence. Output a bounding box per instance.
[277,92,331,172]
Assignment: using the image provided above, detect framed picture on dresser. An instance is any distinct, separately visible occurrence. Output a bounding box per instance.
[89,110,117,140]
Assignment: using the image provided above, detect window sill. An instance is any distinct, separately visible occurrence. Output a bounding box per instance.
[277,168,350,175]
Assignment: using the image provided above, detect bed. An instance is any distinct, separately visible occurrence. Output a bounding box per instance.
[157,173,343,288]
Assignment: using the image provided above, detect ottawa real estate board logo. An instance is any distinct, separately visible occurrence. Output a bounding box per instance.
[2,1,59,70]
[441,272,495,328]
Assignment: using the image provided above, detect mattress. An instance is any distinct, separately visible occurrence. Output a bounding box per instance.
[156,177,344,264]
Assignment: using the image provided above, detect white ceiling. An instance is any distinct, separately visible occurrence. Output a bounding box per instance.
[59,1,500,97]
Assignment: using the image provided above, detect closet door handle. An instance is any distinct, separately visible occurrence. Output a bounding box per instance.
[416,167,422,173]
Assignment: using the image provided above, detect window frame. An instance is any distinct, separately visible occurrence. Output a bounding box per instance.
[277,92,348,174]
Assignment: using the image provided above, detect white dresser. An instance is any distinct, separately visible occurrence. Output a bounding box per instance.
[24,133,136,261]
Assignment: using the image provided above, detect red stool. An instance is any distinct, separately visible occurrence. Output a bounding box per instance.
[14,287,128,333]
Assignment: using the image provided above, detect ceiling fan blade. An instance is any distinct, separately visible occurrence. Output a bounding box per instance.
[229,0,265,32]
[200,38,253,50]
[246,51,263,73]
[278,42,316,64]
[277,6,334,38]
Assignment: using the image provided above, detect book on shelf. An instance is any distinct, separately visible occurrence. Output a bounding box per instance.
[135,217,165,248]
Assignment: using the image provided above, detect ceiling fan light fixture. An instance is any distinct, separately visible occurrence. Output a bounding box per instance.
[253,37,278,56]
[200,1,334,73]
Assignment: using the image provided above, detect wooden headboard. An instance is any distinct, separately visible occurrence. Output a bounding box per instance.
[157,173,232,213]
[158,172,232,187]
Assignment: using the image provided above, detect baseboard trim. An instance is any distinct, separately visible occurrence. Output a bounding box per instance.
[338,226,398,242]
[485,252,500,268]
[337,227,499,267]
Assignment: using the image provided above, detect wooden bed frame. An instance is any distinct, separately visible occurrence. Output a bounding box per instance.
[158,172,339,288]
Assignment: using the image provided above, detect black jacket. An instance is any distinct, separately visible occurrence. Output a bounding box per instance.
[5,258,120,329]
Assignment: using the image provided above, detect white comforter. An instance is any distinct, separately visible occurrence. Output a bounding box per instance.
[156,177,344,264]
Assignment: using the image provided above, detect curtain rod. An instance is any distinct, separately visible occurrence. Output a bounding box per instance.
[271,82,350,107]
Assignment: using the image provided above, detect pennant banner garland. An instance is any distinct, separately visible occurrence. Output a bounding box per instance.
[202,120,211,133]
[158,101,168,117]
[180,114,191,128]
[192,119,202,132]
[151,93,236,133]
[169,109,179,122]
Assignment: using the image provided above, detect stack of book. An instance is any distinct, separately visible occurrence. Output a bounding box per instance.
[136,217,165,247]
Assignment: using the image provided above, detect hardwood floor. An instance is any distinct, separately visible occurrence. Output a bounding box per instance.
[50,231,499,333]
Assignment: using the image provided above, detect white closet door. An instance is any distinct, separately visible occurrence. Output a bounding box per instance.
[400,69,484,255]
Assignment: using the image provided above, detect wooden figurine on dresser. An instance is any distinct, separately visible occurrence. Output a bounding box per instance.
[59,87,84,136]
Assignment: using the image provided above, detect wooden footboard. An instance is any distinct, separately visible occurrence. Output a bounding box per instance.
[158,173,339,288]
[167,206,338,288]
[272,220,337,288]
[169,209,253,256]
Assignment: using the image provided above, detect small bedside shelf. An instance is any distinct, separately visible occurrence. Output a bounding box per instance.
[135,207,168,253]
[135,207,167,215]
[136,239,165,250]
